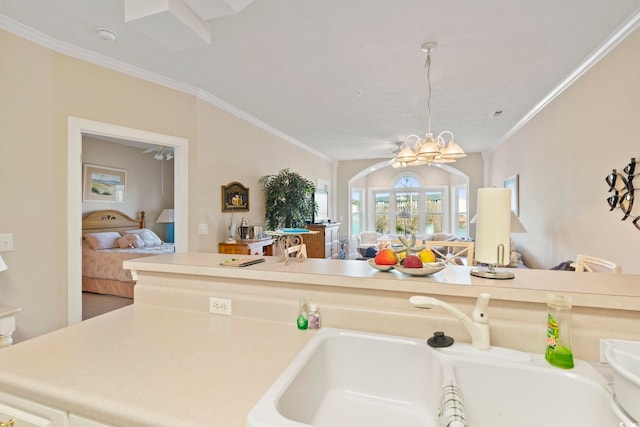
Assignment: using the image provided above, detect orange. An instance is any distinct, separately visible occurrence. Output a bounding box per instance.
[374,248,399,265]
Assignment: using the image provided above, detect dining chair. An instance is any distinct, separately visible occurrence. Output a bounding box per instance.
[423,241,475,266]
[287,243,307,260]
[574,254,621,273]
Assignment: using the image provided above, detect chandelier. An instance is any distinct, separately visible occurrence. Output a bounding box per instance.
[391,42,466,168]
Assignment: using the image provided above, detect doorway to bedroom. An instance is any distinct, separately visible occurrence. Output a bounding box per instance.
[68,117,189,325]
[80,135,176,320]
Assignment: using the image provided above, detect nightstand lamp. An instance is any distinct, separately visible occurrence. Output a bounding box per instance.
[156,209,175,243]
[0,255,6,272]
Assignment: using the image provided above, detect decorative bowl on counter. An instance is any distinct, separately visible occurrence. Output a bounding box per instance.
[395,262,446,276]
[366,259,394,271]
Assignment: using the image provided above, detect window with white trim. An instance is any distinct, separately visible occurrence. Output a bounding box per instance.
[372,175,449,236]
[453,185,468,238]
[351,189,362,235]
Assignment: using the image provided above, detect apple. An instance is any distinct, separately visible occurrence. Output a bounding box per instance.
[374,248,399,265]
[403,254,423,268]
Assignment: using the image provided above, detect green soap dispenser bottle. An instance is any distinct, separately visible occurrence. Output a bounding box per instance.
[297,297,308,330]
[545,294,574,369]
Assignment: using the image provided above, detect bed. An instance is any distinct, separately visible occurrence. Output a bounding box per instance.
[82,210,175,298]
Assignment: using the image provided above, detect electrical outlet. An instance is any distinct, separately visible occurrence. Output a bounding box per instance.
[209,297,232,316]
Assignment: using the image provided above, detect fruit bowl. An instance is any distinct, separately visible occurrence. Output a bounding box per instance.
[366,259,395,271]
[394,262,446,276]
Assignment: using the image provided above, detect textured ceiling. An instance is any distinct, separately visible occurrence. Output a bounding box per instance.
[2,0,640,161]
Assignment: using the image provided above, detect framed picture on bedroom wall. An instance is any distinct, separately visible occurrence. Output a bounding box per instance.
[83,164,127,203]
[504,174,519,216]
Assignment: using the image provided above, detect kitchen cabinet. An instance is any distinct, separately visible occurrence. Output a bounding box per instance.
[69,414,114,427]
[0,391,67,427]
[0,391,116,427]
[303,223,340,259]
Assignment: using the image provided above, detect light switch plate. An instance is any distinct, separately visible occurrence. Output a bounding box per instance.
[198,223,208,235]
[0,233,14,252]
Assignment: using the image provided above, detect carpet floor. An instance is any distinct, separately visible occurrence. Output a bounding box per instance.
[82,292,133,321]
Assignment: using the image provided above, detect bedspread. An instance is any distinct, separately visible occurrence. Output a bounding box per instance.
[82,242,175,282]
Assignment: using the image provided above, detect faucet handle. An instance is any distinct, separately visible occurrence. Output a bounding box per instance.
[472,293,491,324]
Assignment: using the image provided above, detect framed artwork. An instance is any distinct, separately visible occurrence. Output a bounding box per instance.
[504,174,519,216]
[222,182,249,212]
[83,164,127,203]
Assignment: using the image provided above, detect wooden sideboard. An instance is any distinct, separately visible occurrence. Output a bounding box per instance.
[219,239,274,256]
[303,223,341,259]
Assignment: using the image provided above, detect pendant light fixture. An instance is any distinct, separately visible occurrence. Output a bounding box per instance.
[391,42,466,168]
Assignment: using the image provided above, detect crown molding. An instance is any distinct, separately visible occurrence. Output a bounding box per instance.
[489,8,640,153]
[196,89,332,161]
[0,14,332,162]
[0,14,197,96]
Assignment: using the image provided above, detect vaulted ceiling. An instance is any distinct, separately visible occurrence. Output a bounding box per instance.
[2,0,640,161]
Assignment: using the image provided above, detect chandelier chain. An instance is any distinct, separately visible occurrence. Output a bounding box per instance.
[425,49,432,137]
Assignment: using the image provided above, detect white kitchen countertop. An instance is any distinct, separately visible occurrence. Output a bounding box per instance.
[0,304,314,426]
[125,253,640,310]
[1,253,638,426]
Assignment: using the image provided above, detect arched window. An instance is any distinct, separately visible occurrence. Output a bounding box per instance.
[356,164,468,240]
[394,176,420,188]
[373,175,447,236]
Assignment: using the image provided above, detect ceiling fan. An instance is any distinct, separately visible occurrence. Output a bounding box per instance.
[143,146,174,196]
[143,146,174,160]
[391,141,405,156]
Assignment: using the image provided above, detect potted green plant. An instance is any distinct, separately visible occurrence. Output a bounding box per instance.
[259,168,317,230]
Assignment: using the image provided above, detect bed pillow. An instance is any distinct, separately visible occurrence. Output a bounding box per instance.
[83,232,122,250]
[117,234,145,249]
[127,233,146,248]
[122,228,163,246]
[116,236,132,249]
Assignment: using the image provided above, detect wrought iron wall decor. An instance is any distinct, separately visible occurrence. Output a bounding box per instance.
[606,157,638,230]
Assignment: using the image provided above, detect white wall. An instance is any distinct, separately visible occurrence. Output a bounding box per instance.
[489,26,640,272]
[0,29,332,342]
[364,163,460,188]
[192,98,333,253]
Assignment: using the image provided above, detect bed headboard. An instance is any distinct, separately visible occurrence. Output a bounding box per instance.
[82,210,146,234]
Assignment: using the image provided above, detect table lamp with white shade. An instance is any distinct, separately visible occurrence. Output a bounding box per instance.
[156,209,175,243]
[0,255,7,272]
